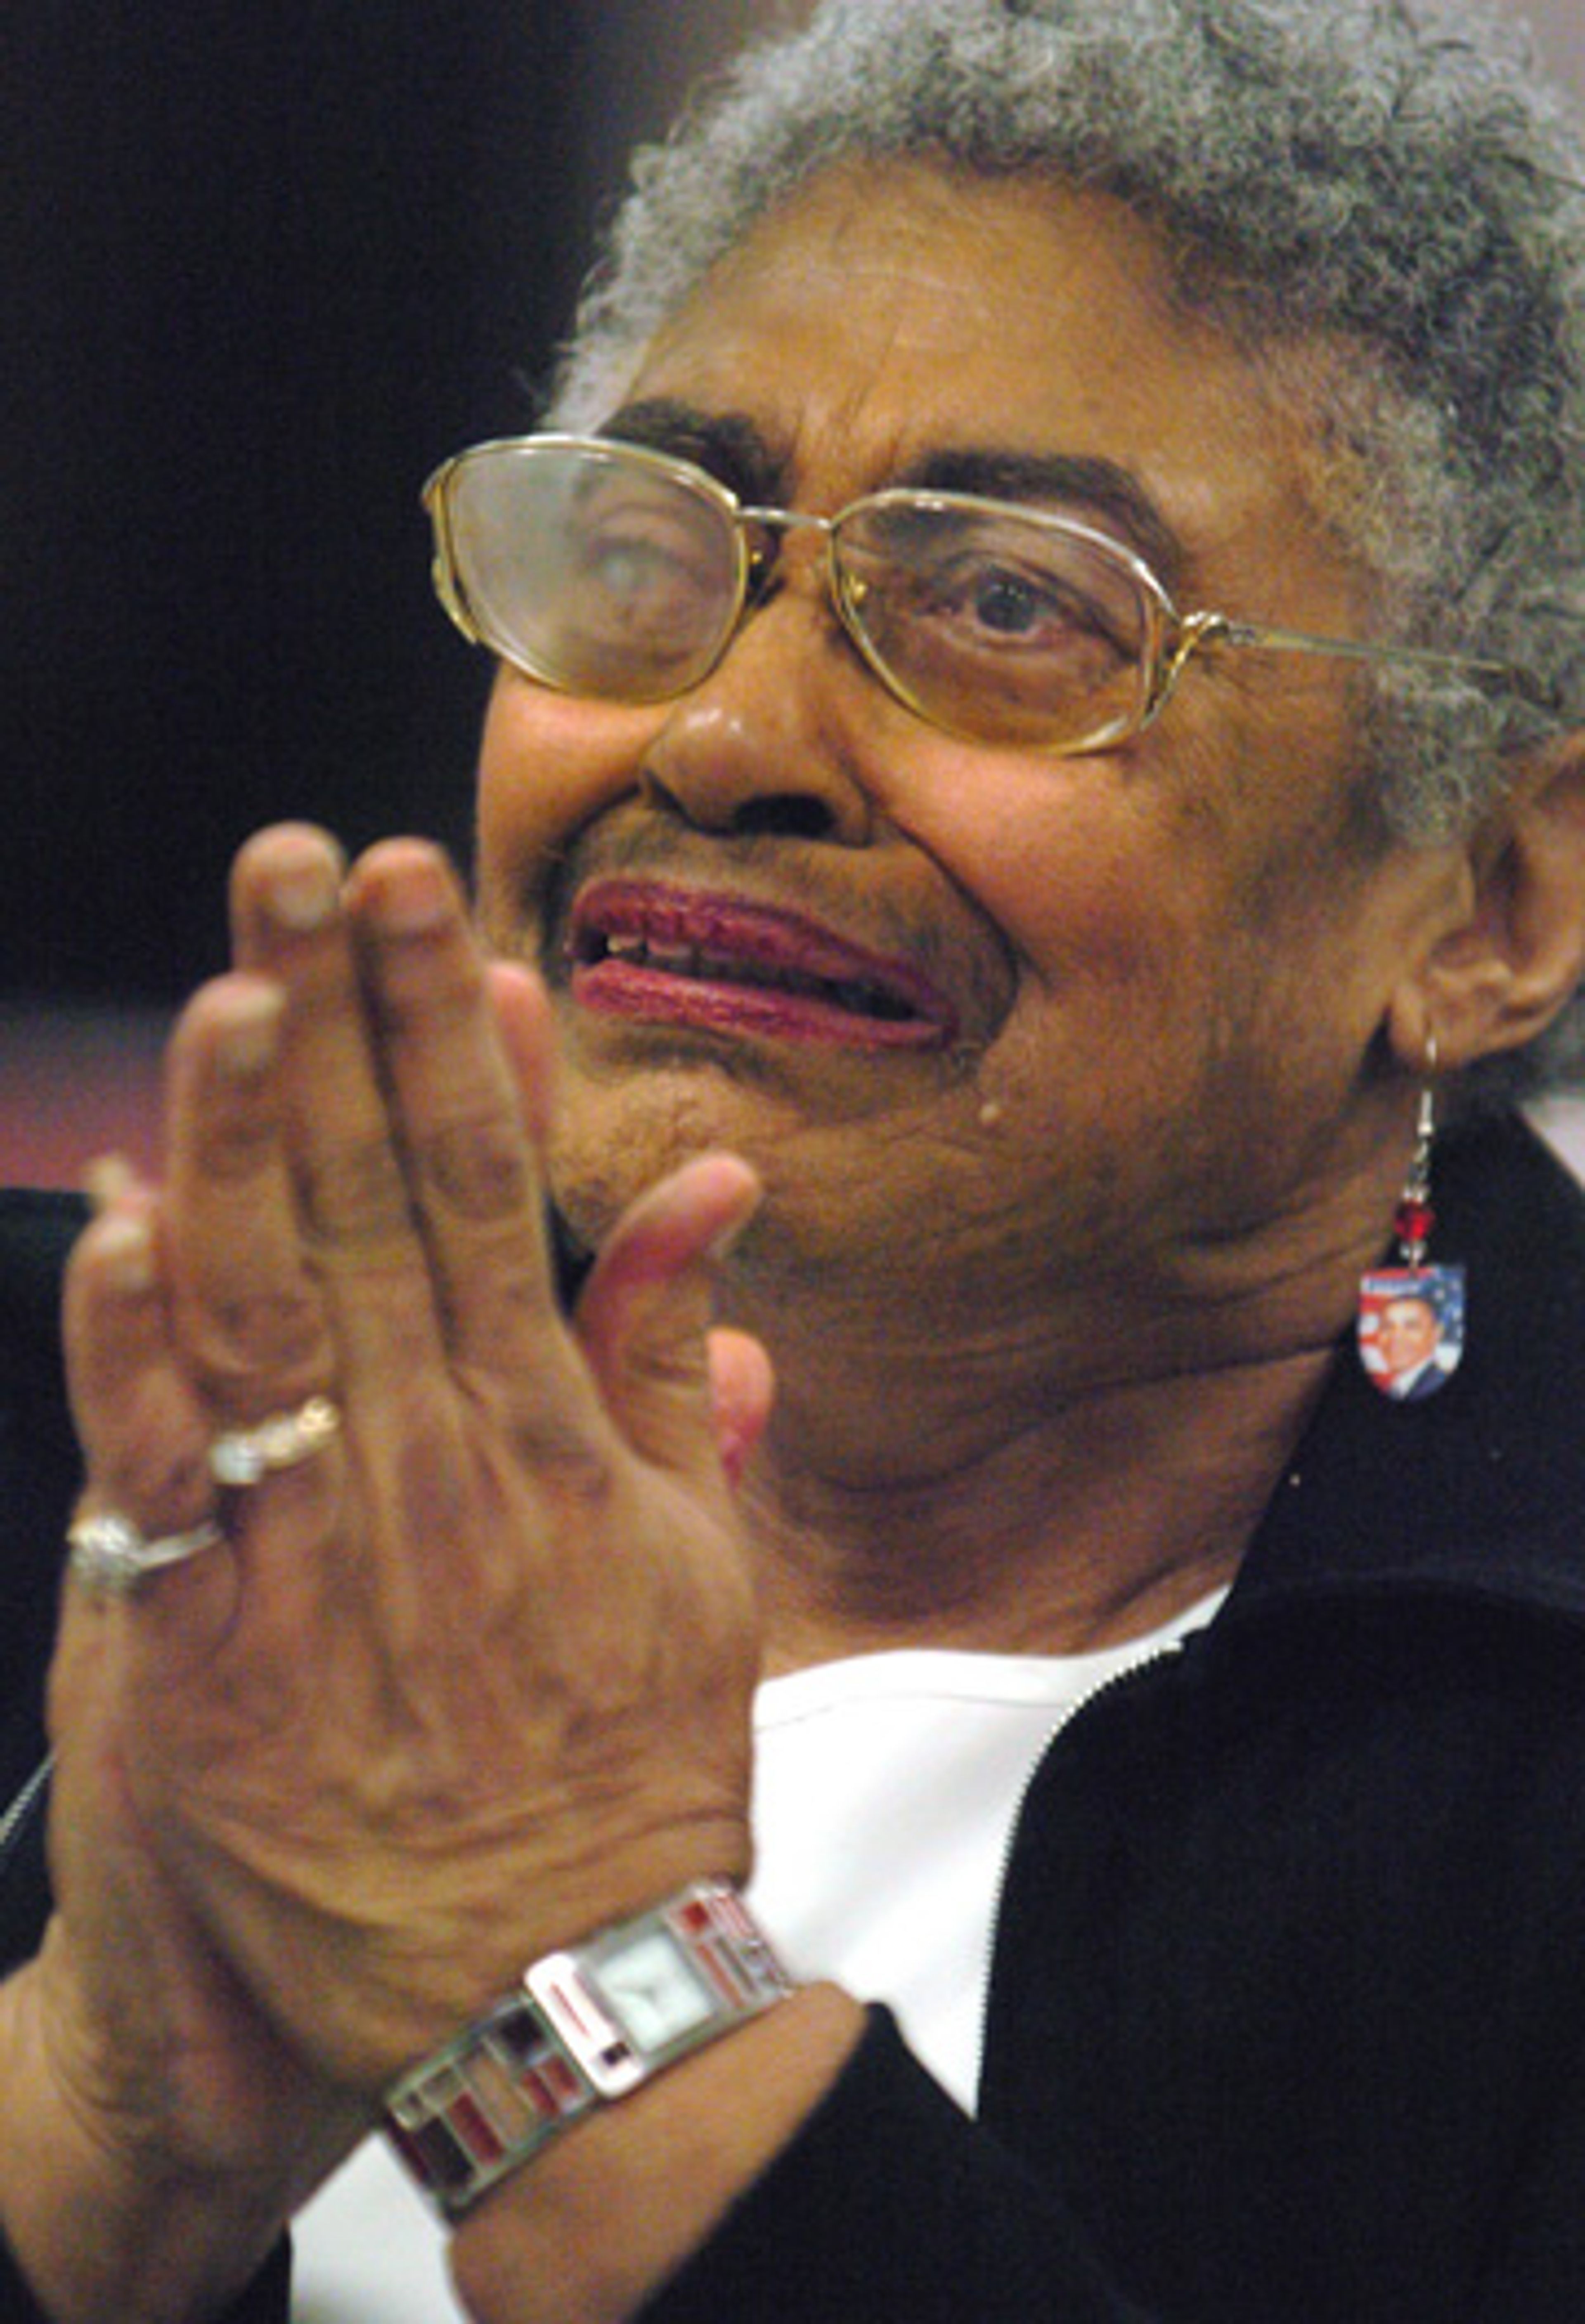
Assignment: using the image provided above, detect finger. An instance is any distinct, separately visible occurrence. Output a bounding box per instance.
[342,841,572,1384]
[65,1191,213,1529]
[486,958,558,1150]
[707,1327,776,1490]
[490,958,596,1314]
[162,973,332,1421]
[574,1153,763,1482]
[61,1188,234,1634]
[227,825,447,1386]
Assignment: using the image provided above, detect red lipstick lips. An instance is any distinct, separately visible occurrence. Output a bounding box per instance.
[565,879,957,1050]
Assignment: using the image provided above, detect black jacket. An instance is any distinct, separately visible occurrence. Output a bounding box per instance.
[5,1114,1585,2321]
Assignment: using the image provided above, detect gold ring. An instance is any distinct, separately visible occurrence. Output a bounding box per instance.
[209,1395,342,1488]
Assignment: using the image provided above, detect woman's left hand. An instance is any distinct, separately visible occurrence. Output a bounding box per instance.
[59,824,772,2106]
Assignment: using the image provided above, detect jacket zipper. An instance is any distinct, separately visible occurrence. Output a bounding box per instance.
[975,1641,1187,2097]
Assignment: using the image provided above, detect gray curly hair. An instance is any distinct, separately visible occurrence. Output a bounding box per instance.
[546,0,1585,1096]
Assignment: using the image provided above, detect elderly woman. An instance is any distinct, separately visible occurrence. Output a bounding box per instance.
[4,0,1585,2317]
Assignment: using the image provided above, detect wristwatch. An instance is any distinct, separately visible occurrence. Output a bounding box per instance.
[383,1878,794,2219]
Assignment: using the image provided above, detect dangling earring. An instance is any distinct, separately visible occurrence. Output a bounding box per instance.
[1357,1035,1465,1403]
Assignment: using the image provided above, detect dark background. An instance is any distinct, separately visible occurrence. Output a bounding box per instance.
[2,2,601,1002]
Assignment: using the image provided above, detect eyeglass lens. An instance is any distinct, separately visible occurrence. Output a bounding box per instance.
[444,444,743,699]
[440,441,1160,749]
[832,498,1153,747]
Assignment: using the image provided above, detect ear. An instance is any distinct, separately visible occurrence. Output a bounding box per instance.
[1387,729,1585,1072]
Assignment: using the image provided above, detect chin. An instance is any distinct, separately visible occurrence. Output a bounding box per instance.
[545,1070,759,1252]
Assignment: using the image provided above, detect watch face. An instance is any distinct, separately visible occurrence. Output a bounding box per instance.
[592,1930,717,2057]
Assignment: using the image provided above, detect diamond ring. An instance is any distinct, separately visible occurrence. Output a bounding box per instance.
[67,1511,227,1597]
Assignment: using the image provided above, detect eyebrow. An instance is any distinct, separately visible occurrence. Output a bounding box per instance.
[597,399,1187,585]
[596,399,792,505]
[895,448,1187,590]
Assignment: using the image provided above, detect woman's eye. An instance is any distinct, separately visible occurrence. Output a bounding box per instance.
[584,535,686,604]
[933,558,1111,654]
[568,527,726,649]
[965,569,1059,638]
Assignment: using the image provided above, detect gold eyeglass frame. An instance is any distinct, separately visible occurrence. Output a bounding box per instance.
[423,432,1549,755]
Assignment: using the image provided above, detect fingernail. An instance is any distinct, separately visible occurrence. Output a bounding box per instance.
[83,1153,136,1213]
[215,985,284,1079]
[96,1212,156,1296]
[367,857,454,937]
[707,1196,760,1262]
[268,849,342,933]
[703,1160,762,1261]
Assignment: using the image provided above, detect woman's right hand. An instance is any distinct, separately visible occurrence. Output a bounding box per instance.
[0,1181,368,2324]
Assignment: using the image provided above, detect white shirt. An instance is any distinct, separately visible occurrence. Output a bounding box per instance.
[289,1595,1224,2319]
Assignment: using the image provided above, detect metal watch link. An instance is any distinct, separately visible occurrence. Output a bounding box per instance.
[383,1878,795,2220]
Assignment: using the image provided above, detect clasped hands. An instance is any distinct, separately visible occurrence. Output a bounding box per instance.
[30,826,773,2258]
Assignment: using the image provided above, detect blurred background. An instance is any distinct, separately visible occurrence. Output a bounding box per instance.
[2,0,1581,1181]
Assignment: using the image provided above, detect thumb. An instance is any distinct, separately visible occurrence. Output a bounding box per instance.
[573,1153,764,1481]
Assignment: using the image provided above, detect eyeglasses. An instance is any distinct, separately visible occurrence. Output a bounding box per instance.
[422,432,1542,754]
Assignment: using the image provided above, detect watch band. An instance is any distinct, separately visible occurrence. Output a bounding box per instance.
[383,1878,795,2220]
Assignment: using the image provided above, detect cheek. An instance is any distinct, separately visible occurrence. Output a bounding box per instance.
[475,675,655,957]
[964,705,1377,1035]
[945,764,1360,1165]
[957,780,1226,1023]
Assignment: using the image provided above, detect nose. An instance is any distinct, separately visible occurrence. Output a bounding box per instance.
[639,543,876,846]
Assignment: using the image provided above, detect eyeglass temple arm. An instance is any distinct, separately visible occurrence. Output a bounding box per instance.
[1192,612,1558,713]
